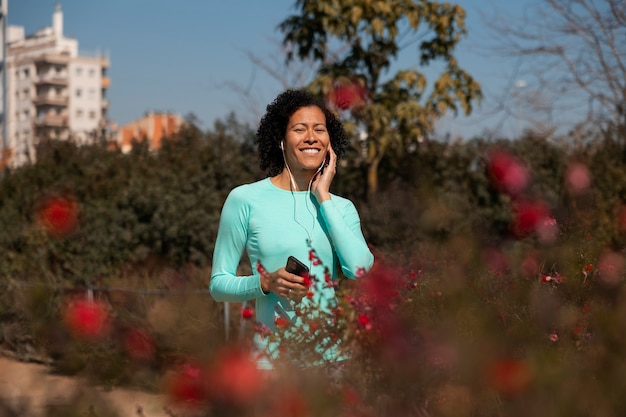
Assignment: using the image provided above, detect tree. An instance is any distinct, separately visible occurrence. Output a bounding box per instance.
[279,0,482,196]
[485,0,626,135]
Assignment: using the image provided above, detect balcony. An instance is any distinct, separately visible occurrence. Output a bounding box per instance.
[35,114,68,128]
[34,75,68,86]
[34,53,71,66]
[101,76,111,88]
[101,98,109,108]
[33,95,69,106]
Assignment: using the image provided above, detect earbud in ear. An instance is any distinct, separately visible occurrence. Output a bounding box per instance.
[280,141,284,150]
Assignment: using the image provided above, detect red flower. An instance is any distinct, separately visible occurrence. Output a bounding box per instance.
[302,272,312,287]
[37,195,79,237]
[165,361,209,406]
[209,347,264,406]
[242,305,254,320]
[487,149,529,196]
[487,358,532,397]
[329,81,368,110]
[63,298,109,339]
[256,260,267,277]
[123,327,155,360]
[512,200,550,237]
[357,314,372,330]
[275,317,290,328]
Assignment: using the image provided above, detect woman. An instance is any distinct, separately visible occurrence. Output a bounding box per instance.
[209,89,374,370]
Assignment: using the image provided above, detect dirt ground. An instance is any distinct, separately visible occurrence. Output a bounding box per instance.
[0,356,172,417]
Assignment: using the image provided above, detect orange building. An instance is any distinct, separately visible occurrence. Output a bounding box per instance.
[117,112,183,152]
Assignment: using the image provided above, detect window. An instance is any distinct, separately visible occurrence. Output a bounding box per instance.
[76,109,83,118]
[76,88,82,98]
[23,68,30,78]
[89,110,97,119]
[76,67,83,76]
[88,68,96,77]
[88,88,96,99]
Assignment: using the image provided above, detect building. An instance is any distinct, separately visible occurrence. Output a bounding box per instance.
[1,3,110,168]
[117,111,183,153]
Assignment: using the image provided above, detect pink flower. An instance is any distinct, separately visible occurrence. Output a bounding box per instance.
[566,162,591,193]
[487,149,529,196]
[512,200,550,237]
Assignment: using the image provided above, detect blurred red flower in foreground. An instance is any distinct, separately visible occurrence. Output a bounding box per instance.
[487,149,529,196]
[487,358,532,397]
[123,327,156,360]
[209,347,264,406]
[165,361,209,406]
[63,298,109,339]
[329,80,367,110]
[37,195,79,236]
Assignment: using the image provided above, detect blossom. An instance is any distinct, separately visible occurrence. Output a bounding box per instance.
[209,347,264,406]
[242,305,254,320]
[357,314,372,330]
[275,317,290,328]
[329,79,368,110]
[256,260,267,277]
[63,298,109,339]
[565,162,591,193]
[597,251,625,287]
[123,327,155,360]
[37,194,79,237]
[487,149,529,196]
[164,361,209,406]
[512,200,551,238]
[487,358,532,397]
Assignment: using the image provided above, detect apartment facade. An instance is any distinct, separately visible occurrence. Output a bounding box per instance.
[2,4,110,167]
[118,112,183,153]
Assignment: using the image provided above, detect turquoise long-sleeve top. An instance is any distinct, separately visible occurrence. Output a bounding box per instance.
[209,177,374,368]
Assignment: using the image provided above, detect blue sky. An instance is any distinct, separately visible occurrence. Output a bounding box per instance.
[9,0,539,139]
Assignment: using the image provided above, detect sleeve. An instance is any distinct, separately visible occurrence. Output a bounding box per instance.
[209,188,267,302]
[319,198,374,278]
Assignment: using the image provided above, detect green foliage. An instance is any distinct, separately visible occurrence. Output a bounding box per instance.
[0,115,260,283]
[2,112,626,416]
[279,0,482,195]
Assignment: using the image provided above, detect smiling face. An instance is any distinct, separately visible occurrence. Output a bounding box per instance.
[283,106,330,172]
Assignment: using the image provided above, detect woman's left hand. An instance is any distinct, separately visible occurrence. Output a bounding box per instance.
[311,144,337,203]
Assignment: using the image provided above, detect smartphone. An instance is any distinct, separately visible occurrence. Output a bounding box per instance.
[285,256,309,277]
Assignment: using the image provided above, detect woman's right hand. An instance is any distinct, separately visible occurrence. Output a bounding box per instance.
[261,268,308,301]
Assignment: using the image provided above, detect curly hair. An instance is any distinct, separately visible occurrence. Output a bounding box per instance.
[256,89,349,177]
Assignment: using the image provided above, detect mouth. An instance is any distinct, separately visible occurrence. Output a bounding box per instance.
[300,148,321,154]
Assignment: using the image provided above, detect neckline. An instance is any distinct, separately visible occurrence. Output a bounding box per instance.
[266,177,309,193]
